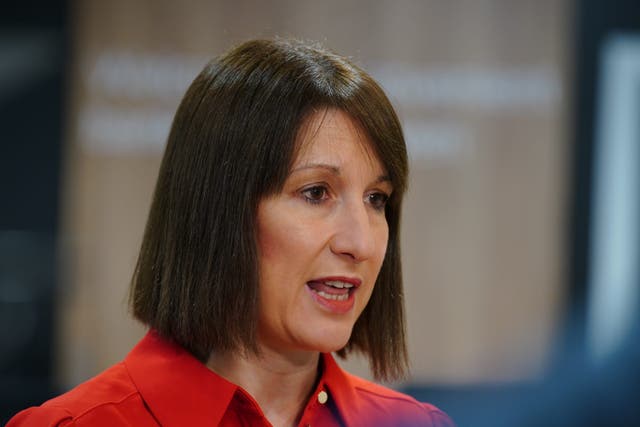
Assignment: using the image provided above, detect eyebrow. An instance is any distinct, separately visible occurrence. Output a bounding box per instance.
[291,163,392,185]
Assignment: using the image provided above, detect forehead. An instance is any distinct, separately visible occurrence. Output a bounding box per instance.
[293,109,383,170]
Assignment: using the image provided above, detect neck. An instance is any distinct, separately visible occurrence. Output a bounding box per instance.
[207,347,321,427]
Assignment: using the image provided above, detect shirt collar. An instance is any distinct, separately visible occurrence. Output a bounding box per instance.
[124,330,238,426]
[125,330,362,426]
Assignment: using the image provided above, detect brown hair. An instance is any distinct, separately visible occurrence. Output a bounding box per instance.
[130,39,409,381]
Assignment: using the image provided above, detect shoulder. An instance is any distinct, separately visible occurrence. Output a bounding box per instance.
[346,373,455,427]
[6,362,154,427]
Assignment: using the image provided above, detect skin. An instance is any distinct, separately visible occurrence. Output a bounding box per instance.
[207,109,392,426]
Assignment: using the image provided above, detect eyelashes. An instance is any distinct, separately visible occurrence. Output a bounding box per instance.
[366,192,389,211]
[300,184,390,211]
[301,185,329,204]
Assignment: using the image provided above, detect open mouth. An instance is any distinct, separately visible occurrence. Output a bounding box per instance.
[306,278,360,313]
[307,280,355,301]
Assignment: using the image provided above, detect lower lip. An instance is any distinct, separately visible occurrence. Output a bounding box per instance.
[306,285,355,314]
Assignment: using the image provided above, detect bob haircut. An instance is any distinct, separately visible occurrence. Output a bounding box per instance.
[130,39,409,381]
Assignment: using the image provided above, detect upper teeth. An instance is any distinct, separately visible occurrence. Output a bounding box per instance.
[324,280,354,289]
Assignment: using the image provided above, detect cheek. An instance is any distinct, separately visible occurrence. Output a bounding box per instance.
[258,218,308,263]
[256,204,285,261]
[361,221,388,298]
[257,230,281,262]
[375,221,390,263]
[257,205,321,280]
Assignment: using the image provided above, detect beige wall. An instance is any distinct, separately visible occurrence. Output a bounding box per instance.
[59,0,571,387]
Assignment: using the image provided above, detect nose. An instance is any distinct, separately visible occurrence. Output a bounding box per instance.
[330,202,378,263]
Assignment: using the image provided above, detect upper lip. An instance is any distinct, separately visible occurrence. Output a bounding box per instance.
[308,276,362,288]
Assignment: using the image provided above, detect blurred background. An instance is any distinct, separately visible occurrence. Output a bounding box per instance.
[1,0,638,426]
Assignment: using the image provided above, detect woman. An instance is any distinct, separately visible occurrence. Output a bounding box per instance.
[8,39,453,427]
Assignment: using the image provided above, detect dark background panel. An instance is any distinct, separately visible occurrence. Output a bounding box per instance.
[0,0,67,423]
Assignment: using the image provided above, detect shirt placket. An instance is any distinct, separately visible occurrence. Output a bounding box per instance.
[298,383,337,427]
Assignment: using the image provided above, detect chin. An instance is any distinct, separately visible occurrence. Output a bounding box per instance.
[312,341,348,354]
[303,327,353,353]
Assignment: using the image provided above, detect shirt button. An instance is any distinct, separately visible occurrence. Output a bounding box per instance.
[317,390,328,404]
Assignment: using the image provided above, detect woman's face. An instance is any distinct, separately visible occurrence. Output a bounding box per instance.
[256,109,392,354]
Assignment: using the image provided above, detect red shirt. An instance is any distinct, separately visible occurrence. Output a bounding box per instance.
[8,331,454,426]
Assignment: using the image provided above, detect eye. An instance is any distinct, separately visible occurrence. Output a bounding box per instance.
[301,185,329,204]
[367,192,389,211]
